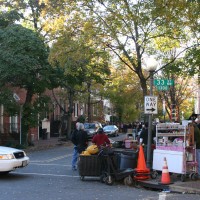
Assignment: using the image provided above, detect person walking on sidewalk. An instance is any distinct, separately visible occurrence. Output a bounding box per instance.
[71,122,88,171]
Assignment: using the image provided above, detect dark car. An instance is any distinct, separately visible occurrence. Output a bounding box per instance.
[103,125,119,137]
[84,122,102,139]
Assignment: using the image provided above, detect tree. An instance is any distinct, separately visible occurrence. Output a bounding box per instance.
[69,0,199,98]
[2,0,199,125]
[0,0,46,31]
[1,2,111,137]
[102,64,143,123]
[0,22,54,146]
[154,52,199,122]
[49,31,110,138]
[156,74,197,122]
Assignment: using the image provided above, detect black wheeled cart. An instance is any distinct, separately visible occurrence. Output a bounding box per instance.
[99,147,136,186]
[78,147,137,186]
[78,154,102,181]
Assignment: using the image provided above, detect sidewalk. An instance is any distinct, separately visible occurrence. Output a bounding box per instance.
[25,137,200,195]
[26,137,72,152]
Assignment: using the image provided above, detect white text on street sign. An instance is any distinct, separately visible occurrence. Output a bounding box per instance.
[156,85,169,91]
[154,79,174,86]
[144,96,158,114]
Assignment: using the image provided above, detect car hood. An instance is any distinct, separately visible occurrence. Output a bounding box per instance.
[0,146,23,154]
[104,129,113,132]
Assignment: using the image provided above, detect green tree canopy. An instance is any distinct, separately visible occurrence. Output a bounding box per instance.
[0,22,55,145]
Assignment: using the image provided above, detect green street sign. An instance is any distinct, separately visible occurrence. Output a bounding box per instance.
[156,85,169,91]
[154,79,174,86]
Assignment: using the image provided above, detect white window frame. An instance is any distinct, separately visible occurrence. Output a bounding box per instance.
[10,115,18,133]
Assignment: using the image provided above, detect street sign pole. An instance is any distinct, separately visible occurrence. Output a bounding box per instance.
[163,99,166,122]
[147,72,154,169]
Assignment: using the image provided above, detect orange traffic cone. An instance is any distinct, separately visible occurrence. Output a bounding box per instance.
[160,157,171,184]
[136,145,148,171]
[134,145,150,180]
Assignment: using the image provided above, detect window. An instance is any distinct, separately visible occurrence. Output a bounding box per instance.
[74,102,78,117]
[10,115,18,133]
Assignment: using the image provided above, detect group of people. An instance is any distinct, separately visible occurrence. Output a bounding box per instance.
[71,122,110,171]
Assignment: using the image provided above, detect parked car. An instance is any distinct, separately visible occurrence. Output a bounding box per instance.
[103,125,119,137]
[84,122,102,139]
[0,146,30,174]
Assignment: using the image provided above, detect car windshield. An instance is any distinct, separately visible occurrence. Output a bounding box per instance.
[104,126,114,130]
[84,123,95,129]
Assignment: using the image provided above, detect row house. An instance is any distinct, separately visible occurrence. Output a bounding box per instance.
[0,88,107,146]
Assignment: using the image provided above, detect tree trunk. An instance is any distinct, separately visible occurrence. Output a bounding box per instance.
[22,89,34,146]
[66,89,74,139]
[87,82,92,122]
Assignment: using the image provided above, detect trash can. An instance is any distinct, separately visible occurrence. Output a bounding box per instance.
[120,152,138,170]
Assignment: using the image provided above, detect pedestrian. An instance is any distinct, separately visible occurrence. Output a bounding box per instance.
[76,123,88,154]
[71,122,88,171]
[92,128,110,148]
[139,122,148,159]
[71,122,80,171]
[139,122,155,163]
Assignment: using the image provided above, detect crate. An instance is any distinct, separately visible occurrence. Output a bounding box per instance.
[78,155,102,177]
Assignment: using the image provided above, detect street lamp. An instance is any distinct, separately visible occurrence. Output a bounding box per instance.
[145,57,158,169]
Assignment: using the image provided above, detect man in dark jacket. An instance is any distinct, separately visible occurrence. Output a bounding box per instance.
[139,122,155,162]
[71,122,80,171]
[76,123,88,153]
[71,123,88,171]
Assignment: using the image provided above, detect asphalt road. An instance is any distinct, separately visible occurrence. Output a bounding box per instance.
[0,141,200,200]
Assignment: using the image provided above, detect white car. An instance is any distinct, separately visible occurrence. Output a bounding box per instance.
[0,146,30,174]
[103,125,119,137]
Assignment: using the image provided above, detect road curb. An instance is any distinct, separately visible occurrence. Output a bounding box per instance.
[136,179,200,194]
[169,185,200,194]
